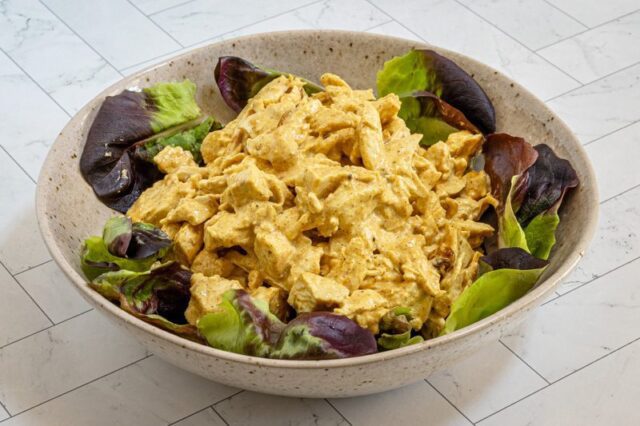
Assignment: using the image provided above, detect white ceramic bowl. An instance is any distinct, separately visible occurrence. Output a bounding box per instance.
[36,30,598,398]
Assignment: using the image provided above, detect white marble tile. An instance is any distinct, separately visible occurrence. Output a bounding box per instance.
[16,261,90,324]
[545,0,640,27]
[130,0,193,16]
[370,0,580,101]
[539,10,640,84]
[0,50,69,180]
[151,0,309,46]
[215,392,347,426]
[2,356,237,426]
[585,121,640,201]
[428,341,548,422]
[502,257,640,382]
[557,184,640,294]
[0,404,7,421]
[479,338,640,426]
[0,149,52,274]
[331,381,472,426]
[366,20,423,42]
[173,408,227,426]
[547,62,640,143]
[0,310,146,414]
[0,0,121,113]
[207,0,390,44]
[0,263,51,347]
[460,0,586,50]
[41,0,182,70]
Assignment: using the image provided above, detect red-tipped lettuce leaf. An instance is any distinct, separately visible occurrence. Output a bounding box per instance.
[377,49,496,133]
[215,56,322,113]
[274,312,378,359]
[514,144,579,225]
[399,91,480,146]
[198,290,377,359]
[481,247,549,271]
[483,133,539,202]
[80,80,202,212]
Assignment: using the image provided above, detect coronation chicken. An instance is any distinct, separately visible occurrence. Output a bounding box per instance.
[127,73,497,336]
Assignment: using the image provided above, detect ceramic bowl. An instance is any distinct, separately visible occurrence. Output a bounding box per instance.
[36,30,597,398]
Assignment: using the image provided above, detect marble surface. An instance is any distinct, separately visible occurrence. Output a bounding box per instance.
[0,0,638,425]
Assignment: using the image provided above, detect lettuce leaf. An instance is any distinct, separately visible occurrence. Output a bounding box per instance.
[483,133,539,201]
[398,91,480,146]
[134,116,220,165]
[81,236,157,281]
[102,216,171,259]
[90,262,199,341]
[441,248,548,334]
[215,56,322,113]
[498,176,529,251]
[198,290,377,359]
[377,49,495,133]
[524,213,560,260]
[514,144,579,225]
[80,80,205,212]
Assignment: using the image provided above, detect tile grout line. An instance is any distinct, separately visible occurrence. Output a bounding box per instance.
[600,182,640,205]
[166,406,212,426]
[364,0,430,44]
[325,398,352,425]
[477,335,640,424]
[541,0,590,29]
[0,308,93,351]
[212,389,245,407]
[475,384,549,424]
[147,0,196,17]
[548,255,640,305]
[0,46,72,117]
[167,389,245,425]
[180,0,324,50]
[0,354,153,420]
[583,118,640,147]
[534,7,640,51]
[498,340,550,384]
[12,259,54,278]
[0,399,9,419]
[361,18,394,33]
[0,145,37,184]
[425,379,475,425]
[453,0,582,87]
[120,0,323,74]
[544,58,640,102]
[126,0,185,48]
[210,405,230,426]
[0,260,54,326]
[120,46,185,74]
[37,0,124,78]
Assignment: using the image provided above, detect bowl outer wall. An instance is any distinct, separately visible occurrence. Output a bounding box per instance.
[36,30,598,398]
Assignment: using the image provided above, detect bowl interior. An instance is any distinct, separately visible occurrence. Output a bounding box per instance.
[37,30,597,362]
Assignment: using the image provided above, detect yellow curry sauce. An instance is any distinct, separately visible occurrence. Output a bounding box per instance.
[127,74,497,337]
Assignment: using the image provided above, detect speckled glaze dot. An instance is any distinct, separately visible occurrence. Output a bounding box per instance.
[36,30,597,398]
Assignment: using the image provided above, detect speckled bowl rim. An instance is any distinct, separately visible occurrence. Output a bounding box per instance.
[37,30,598,370]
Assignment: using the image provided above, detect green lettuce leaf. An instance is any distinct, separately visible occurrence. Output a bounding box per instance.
[377,331,423,350]
[376,49,495,133]
[80,79,205,212]
[441,248,548,335]
[81,236,157,281]
[198,290,377,359]
[135,116,220,165]
[398,91,480,146]
[90,262,200,341]
[144,80,201,133]
[498,176,529,251]
[524,213,560,260]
